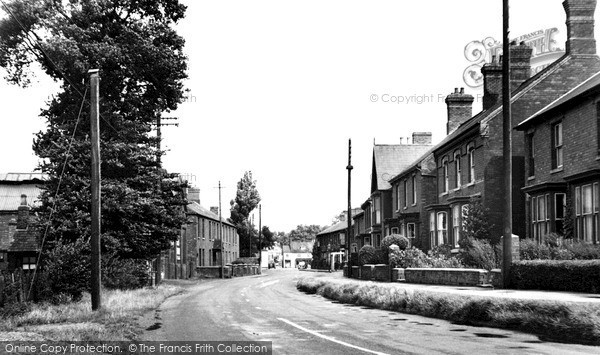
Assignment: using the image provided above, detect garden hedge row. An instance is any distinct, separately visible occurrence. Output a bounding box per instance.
[510,260,600,293]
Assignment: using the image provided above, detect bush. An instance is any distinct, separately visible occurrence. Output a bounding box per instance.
[519,238,600,261]
[380,234,409,251]
[358,245,377,265]
[566,242,600,260]
[429,244,453,258]
[511,259,600,293]
[103,257,150,290]
[389,247,428,268]
[458,237,497,270]
[520,238,552,260]
[42,238,92,302]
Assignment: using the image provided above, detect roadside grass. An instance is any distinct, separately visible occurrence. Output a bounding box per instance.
[297,276,600,345]
[0,284,185,341]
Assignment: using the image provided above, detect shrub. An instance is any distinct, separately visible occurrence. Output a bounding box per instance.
[458,237,497,270]
[389,247,429,268]
[42,238,91,302]
[511,259,600,293]
[103,257,150,290]
[358,245,377,265]
[566,242,600,260]
[520,238,551,260]
[429,244,453,258]
[462,198,496,244]
[380,234,409,251]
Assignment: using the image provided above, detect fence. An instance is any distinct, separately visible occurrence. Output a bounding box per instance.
[0,270,42,305]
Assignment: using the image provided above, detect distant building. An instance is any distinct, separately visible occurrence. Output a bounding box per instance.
[316,208,361,268]
[282,241,313,268]
[162,187,240,279]
[0,173,46,271]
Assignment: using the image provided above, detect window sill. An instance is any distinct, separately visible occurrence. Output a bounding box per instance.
[411,203,417,207]
[527,176,535,181]
[453,187,461,191]
[466,182,476,187]
[403,207,408,210]
[550,167,564,174]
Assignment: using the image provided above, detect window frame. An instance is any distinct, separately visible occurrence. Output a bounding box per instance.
[454,150,461,189]
[437,212,448,245]
[411,175,417,205]
[442,157,449,193]
[551,121,563,169]
[467,144,476,183]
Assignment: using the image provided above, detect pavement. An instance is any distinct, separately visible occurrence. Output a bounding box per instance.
[301,269,600,304]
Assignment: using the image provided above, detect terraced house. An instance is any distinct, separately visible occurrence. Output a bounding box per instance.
[516,70,600,243]
[353,0,600,253]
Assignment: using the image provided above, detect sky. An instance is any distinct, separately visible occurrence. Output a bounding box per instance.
[0,0,594,233]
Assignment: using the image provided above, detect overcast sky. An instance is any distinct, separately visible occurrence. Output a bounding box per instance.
[0,0,594,233]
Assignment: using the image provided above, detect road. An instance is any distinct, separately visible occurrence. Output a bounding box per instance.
[144,269,599,354]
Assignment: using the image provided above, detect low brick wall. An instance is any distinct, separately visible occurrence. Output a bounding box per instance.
[488,269,502,288]
[392,268,405,282]
[373,265,391,282]
[196,266,222,278]
[360,265,374,280]
[404,268,488,286]
[196,264,258,279]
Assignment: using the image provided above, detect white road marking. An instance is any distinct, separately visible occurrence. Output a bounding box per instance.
[258,280,280,288]
[277,318,390,355]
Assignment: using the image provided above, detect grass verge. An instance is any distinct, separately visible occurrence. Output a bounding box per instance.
[0,284,185,341]
[297,276,600,345]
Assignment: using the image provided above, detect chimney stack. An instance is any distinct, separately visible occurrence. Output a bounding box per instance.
[16,194,30,230]
[445,87,474,134]
[482,55,503,110]
[563,0,597,55]
[412,132,433,145]
[187,187,201,204]
[481,43,533,111]
[510,41,533,90]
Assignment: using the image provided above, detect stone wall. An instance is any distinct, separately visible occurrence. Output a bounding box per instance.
[404,268,488,286]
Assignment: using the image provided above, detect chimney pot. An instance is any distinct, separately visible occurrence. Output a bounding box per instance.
[460,87,465,94]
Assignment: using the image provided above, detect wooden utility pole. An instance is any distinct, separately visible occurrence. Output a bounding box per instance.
[258,204,262,274]
[218,181,224,279]
[346,139,353,276]
[502,0,513,288]
[89,69,101,311]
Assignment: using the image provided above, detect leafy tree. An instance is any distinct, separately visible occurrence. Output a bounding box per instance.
[462,197,496,244]
[258,225,276,250]
[230,171,260,256]
[0,0,189,260]
[288,225,323,243]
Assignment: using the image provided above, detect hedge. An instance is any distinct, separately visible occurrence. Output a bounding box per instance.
[510,260,600,293]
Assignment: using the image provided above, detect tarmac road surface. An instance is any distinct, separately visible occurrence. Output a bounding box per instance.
[144,269,599,354]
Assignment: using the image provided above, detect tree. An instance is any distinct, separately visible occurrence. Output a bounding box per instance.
[462,197,496,244]
[0,1,189,260]
[230,171,260,256]
[259,226,276,250]
[288,225,323,243]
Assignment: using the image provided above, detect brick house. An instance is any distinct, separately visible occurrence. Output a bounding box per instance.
[316,209,361,267]
[0,173,46,271]
[162,187,240,279]
[516,70,600,243]
[426,0,600,249]
[366,138,433,249]
[387,148,437,250]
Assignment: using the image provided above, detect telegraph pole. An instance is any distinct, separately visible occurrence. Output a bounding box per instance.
[502,0,513,288]
[89,69,101,311]
[346,139,353,277]
[153,116,178,285]
[218,181,224,279]
[258,204,262,274]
